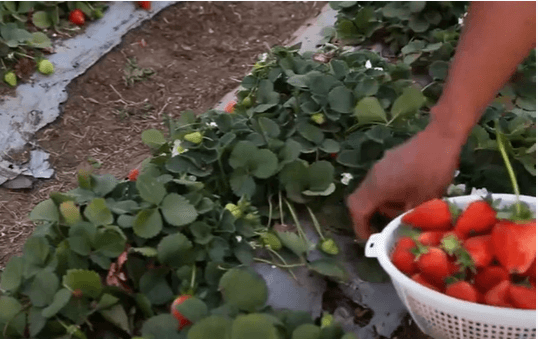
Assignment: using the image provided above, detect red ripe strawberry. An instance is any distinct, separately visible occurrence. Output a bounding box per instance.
[224,100,236,113]
[484,280,513,308]
[395,236,417,251]
[171,295,192,330]
[69,9,85,26]
[520,257,536,282]
[463,235,494,269]
[411,273,442,292]
[391,237,418,275]
[491,220,536,274]
[127,168,139,182]
[138,1,151,10]
[474,266,510,294]
[418,231,445,246]
[330,153,338,159]
[416,247,452,287]
[401,199,452,231]
[476,291,486,304]
[508,283,536,309]
[454,200,497,238]
[446,281,480,303]
[447,257,462,275]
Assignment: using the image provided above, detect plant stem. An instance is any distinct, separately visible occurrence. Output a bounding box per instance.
[190,264,196,290]
[267,195,273,229]
[217,155,228,192]
[267,247,298,280]
[495,120,521,215]
[279,191,284,225]
[306,206,325,241]
[253,257,305,268]
[284,198,308,242]
[15,51,34,60]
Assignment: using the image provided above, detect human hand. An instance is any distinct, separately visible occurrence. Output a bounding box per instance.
[346,123,463,241]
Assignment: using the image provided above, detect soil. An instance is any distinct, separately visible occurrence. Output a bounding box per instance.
[0,2,432,338]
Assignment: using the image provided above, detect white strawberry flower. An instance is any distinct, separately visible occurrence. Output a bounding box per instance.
[206,121,218,129]
[454,170,460,178]
[341,173,353,186]
[171,139,188,157]
[235,235,242,242]
[458,13,467,26]
[365,59,383,71]
[470,187,488,196]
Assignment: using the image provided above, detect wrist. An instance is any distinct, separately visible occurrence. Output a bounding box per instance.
[426,104,476,147]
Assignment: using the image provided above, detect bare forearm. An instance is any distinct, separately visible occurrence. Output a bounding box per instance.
[429,1,536,144]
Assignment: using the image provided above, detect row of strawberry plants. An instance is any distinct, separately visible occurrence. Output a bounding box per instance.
[0,159,353,338]
[0,1,153,88]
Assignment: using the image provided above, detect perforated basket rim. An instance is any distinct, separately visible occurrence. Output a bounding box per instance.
[370,193,537,325]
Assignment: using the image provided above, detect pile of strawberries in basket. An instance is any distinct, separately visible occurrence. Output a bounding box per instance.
[391,197,536,310]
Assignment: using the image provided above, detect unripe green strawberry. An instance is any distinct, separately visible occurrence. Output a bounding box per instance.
[60,201,82,226]
[37,60,54,75]
[311,113,325,125]
[225,203,242,219]
[77,169,93,189]
[184,132,203,144]
[242,96,252,108]
[4,72,16,87]
[261,232,282,251]
[93,9,104,19]
[320,238,339,255]
[321,312,334,328]
[244,213,258,222]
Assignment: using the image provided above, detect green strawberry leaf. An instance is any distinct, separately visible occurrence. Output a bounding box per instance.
[62,269,102,299]
[218,268,268,312]
[160,193,198,226]
[187,315,233,339]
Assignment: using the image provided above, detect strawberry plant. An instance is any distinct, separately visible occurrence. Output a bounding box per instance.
[0,1,108,88]
[0,161,356,338]
[329,1,467,58]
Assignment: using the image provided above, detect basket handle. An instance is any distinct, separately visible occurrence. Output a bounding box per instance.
[364,233,381,258]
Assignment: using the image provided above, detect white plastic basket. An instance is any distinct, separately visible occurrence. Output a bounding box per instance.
[365,194,537,339]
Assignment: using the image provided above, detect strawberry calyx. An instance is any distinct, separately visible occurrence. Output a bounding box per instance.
[454,248,476,274]
[397,225,421,239]
[496,202,535,222]
[447,200,462,224]
[410,241,429,259]
[440,234,462,256]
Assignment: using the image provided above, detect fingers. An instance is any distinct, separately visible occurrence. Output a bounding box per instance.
[378,202,406,219]
[346,186,378,241]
